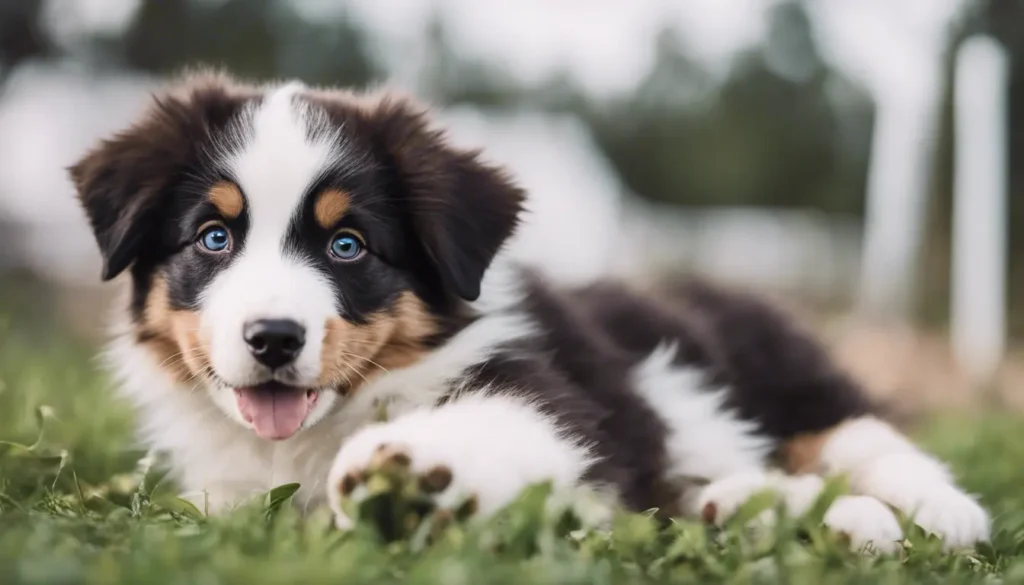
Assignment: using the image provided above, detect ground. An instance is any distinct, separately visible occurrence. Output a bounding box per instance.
[2,279,1024,584]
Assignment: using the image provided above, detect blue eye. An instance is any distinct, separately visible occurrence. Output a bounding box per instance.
[198,226,231,252]
[329,232,364,260]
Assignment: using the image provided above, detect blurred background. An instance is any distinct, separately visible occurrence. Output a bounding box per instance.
[0,0,1021,417]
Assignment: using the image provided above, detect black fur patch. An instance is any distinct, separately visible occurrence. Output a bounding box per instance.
[451,270,879,514]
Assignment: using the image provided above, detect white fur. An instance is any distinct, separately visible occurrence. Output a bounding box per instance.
[818,417,991,550]
[106,252,534,513]
[630,343,773,487]
[327,393,593,528]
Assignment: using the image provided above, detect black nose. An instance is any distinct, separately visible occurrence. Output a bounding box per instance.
[243,319,306,369]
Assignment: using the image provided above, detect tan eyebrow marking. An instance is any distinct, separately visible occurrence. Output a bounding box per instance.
[314,188,351,229]
[208,182,244,219]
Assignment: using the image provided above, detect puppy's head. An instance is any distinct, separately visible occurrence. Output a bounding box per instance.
[70,71,524,440]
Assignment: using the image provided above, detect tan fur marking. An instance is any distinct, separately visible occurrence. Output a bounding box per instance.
[782,429,835,475]
[314,189,351,229]
[318,292,438,391]
[138,276,211,385]
[208,182,244,219]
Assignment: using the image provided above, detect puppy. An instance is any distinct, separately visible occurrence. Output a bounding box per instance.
[69,71,989,552]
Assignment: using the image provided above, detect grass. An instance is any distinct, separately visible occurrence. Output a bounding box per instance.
[3,279,1024,584]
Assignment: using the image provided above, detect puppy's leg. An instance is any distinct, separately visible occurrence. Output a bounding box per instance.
[675,282,989,550]
[326,393,595,530]
[788,417,990,550]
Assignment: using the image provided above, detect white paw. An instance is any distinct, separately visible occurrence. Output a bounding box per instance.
[325,396,593,531]
[696,472,906,555]
[326,426,478,530]
[899,484,990,550]
[823,495,904,554]
[695,471,778,527]
[855,453,990,550]
[696,471,832,526]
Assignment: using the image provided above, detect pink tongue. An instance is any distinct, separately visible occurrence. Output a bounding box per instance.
[235,387,311,441]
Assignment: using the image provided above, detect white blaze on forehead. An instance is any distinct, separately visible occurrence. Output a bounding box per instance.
[230,82,337,250]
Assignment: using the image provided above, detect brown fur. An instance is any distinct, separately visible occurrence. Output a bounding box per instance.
[318,292,438,391]
[208,181,244,219]
[313,189,351,229]
[781,429,833,475]
[137,275,211,385]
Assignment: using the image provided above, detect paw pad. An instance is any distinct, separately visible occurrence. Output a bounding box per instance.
[455,494,479,521]
[701,502,718,524]
[370,443,412,471]
[339,471,364,496]
[418,465,453,494]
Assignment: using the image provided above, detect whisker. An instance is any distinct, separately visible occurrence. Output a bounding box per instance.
[156,351,186,368]
[341,360,372,388]
[336,351,390,376]
[188,373,210,396]
[184,364,215,394]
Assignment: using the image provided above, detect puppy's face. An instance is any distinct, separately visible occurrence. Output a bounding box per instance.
[70,73,523,441]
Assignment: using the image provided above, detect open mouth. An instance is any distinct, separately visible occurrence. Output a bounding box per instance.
[233,382,320,441]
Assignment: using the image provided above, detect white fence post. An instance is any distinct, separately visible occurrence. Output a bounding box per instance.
[857,72,942,321]
[951,35,1010,386]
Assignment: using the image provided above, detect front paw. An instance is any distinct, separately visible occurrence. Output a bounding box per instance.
[327,438,478,539]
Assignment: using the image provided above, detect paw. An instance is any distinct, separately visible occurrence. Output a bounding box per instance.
[695,471,778,528]
[823,495,903,554]
[327,439,477,535]
[697,472,905,554]
[898,484,990,550]
[696,471,830,527]
[325,398,592,536]
[855,454,990,550]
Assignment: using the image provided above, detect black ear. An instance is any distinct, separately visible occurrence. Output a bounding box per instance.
[69,73,246,281]
[69,108,182,281]
[369,97,526,301]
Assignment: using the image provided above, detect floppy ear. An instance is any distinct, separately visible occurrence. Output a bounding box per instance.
[69,103,185,281]
[369,96,526,301]
[69,77,242,281]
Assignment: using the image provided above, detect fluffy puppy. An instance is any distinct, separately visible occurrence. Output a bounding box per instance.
[69,71,989,553]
